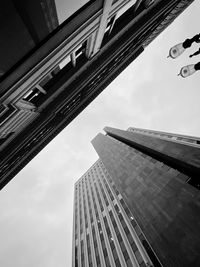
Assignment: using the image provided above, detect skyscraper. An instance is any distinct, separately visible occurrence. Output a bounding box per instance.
[73,127,200,267]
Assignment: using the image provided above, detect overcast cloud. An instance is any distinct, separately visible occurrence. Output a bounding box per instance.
[0,1,200,267]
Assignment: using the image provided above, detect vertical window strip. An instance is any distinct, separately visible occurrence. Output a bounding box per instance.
[83,178,97,267]
[95,167,127,267]
[99,161,152,266]
[86,174,104,266]
[90,167,117,267]
[80,180,90,267]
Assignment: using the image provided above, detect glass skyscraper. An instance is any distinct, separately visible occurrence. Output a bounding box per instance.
[72,127,200,267]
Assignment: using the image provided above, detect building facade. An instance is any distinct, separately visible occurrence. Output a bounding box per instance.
[72,127,200,266]
[0,0,59,75]
[0,0,195,188]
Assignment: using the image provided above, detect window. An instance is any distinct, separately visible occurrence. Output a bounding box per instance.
[134,225,141,236]
[75,41,87,57]
[123,249,130,262]
[75,246,78,267]
[114,258,121,267]
[135,250,143,264]
[105,256,111,267]
[23,88,41,103]
[142,240,162,267]
[59,55,71,69]
[126,259,133,267]
[112,248,118,260]
[131,241,138,252]
[105,15,116,34]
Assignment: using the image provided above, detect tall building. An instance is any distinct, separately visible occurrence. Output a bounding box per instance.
[0,0,195,189]
[73,127,200,267]
[0,0,59,75]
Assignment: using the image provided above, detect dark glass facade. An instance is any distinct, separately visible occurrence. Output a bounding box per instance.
[90,127,200,266]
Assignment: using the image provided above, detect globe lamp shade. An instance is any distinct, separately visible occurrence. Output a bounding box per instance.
[178,64,196,78]
[168,43,185,59]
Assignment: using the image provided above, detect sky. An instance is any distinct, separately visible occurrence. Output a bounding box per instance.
[0,1,200,266]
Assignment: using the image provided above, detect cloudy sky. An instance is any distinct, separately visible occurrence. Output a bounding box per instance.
[0,1,200,266]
